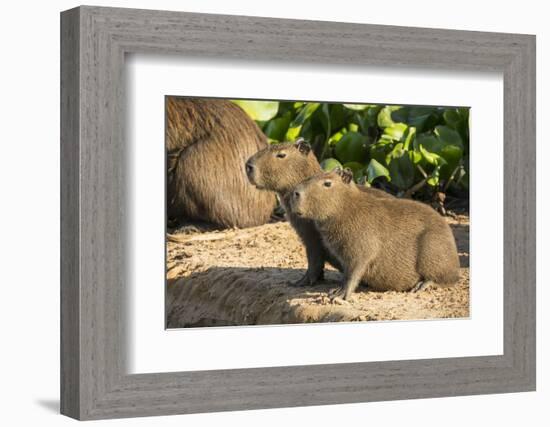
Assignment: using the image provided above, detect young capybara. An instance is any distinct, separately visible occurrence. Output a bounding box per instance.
[166,98,276,228]
[289,168,460,300]
[245,139,392,286]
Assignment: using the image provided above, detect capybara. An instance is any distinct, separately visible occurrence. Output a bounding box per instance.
[245,139,392,286]
[166,98,276,228]
[289,168,460,300]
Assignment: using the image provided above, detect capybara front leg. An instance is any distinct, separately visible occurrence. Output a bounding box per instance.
[291,248,325,287]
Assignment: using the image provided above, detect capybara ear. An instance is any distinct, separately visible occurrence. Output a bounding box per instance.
[336,167,354,184]
[295,137,312,155]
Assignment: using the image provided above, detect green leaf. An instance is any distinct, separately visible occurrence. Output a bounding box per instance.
[434,125,463,149]
[408,149,422,164]
[388,152,415,190]
[263,115,291,141]
[377,106,402,128]
[343,104,369,111]
[443,109,461,129]
[232,100,279,121]
[440,144,463,179]
[415,134,442,153]
[369,143,390,165]
[365,105,383,127]
[328,130,346,146]
[385,142,404,164]
[418,144,446,166]
[383,122,408,141]
[378,134,395,145]
[388,107,409,124]
[292,103,321,127]
[458,107,469,120]
[285,126,300,141]
[403,127,416,150]
[427,166,440,186]
[276,101,297,116]
[320,158,343,172]
[285,102,320,140]
[334,131,369,164]
[317,103,332,135]
[443,108,470,148]
[455,165,468,189]
[379,106,440,132]
[406,107,441,132]
[414,129,463,181]
[328,104,346,132]
[441,144,463,165]
[348,123,359,132]
[315,103,333,159]
[366,159,390,183]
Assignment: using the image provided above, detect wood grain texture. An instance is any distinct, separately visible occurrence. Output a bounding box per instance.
[60,7,80,419]
[60,6,536,420]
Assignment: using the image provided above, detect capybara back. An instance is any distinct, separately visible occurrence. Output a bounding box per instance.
[167,98,276,228]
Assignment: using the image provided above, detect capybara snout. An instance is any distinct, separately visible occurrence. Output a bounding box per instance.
[289,190,304,216]
[245,138,320,194]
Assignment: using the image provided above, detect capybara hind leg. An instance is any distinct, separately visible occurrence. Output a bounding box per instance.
[417,229,460,288]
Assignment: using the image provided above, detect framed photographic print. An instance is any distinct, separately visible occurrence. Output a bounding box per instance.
[61,6,536,420]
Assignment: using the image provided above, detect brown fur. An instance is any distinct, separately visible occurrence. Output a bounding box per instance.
[245,140,393,286]
[166,98,276,228]
[290,169,460,299]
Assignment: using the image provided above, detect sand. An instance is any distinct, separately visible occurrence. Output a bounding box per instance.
[166,215,469,328]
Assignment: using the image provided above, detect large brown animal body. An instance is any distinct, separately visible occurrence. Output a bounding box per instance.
[245,139,392,286]
[166,98,276,228]
[290,169,460,300]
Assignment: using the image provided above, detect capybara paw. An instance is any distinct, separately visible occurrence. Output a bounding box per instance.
[290,274,313,287]
[343,291,356,302]
[290,271,324,287]
[329,287,350,305]
[329,287,345,297]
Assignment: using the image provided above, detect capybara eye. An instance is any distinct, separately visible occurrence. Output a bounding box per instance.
[324,181,332,188]
[276,152,287,159]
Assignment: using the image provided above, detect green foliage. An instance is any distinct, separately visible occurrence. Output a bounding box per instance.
[232,100,469,197]
[320,158,343,172]
[232,100,279,121]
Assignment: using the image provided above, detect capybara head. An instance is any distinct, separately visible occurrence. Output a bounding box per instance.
[245,138,320,194]
[290,168,357,221]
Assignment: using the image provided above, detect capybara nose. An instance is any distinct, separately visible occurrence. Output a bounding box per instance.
[245,162,254,176]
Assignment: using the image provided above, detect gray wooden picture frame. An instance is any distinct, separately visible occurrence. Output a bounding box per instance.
[60,5,536,420]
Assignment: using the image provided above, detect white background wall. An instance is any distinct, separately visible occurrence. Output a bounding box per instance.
[0,0,547,425]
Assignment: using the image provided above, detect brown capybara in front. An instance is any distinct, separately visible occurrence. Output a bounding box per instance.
[166,98,276,228]
[245,139,392,286]
[290,168,460,300]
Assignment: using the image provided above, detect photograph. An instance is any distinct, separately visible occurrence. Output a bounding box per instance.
[165,97,471,328]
